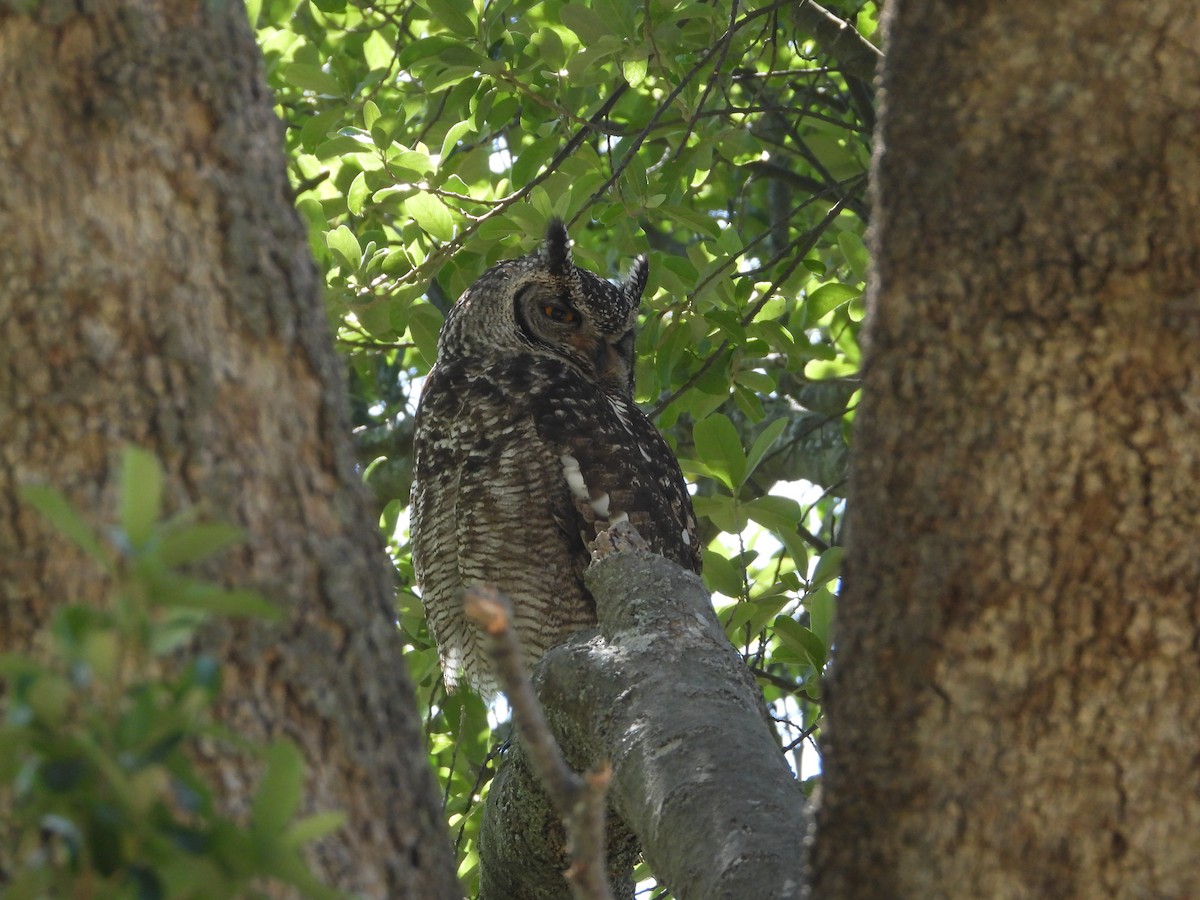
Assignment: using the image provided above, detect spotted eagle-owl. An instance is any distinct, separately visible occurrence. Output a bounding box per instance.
[410,221,701,695]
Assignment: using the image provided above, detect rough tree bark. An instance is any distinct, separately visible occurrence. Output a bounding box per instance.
[813,2,1200,896]
[480,551,806,899]
[0,2,459,895]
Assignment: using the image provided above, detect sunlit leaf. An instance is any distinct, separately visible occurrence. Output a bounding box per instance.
[404,193,456,242]
[693,413,747,490]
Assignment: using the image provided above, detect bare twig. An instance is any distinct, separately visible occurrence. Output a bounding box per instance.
[465,586,615,900]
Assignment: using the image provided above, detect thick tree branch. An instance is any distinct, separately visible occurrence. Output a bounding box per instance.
[791,1,882,83]
[467,587,615,900]
[481,550,807,898]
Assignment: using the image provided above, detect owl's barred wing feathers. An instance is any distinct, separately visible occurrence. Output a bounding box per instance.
[412,359,595,695]
[527,367,700,576]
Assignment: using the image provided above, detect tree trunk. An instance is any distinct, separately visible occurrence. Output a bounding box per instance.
[813,2,1200,896]
[0,2,459,895]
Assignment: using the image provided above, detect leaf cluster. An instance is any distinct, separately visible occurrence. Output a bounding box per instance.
[2,449,342,900]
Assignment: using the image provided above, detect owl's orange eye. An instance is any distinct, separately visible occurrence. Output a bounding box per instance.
[542,304,577,323]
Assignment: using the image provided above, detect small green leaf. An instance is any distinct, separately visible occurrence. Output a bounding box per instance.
[120,446,163,548]
[806,586,835,647]
[253,741,304,835]
[404,193,455,242]
[692,494,748,534]
[165,582,281,621]
[439,119,473,162]
[347,171,370,216]
[158,523,245,567]
[362,30,394,72]
[407,301,446,367]
[327,225,362,271]
[285,811,347,847]
[745,418,787,482]
[807,282,861,321]
[621,56,648,87]
[773,616,826,669]
[837,231,870,282]
[560,4,612,43]
[810,545,843,589]
[702,548,747,598]
[422,0,476,37]
[693,413,747,490]
[278,63,343,97]
[20,484,110,566]
[389,148,435,178]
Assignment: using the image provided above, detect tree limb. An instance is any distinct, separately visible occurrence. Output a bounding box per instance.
[467,588,615,900]
[480,550,808,898]
[791,1,882,83]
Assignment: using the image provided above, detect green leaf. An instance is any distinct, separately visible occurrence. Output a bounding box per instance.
[19,484,110,566]
[806,586,835,648]
[404,193,455,242]
[285,811,347,847]
[692,494,748,534]
[837,231,870,282]
[745,494,802,534]
[253,741,304,835]
[158,523,245,567]
[422,0,476,38]
[120,446,163,547]
[398,35,463,68]
[278,63,343,97]
[439,118,473,162]
[621,56,648,87]
[363,100,382,131]
[407,301,446,367]
[807,282,861,321]
[347,171,370,216]
[560,4,612,43]
[745,418,787,482]
[702,548,747,598]
[165,582,282,621]
[362,31,394,72]
[327,225,362,271]
[810,545,843,589]
[693,413,747,490]
[389,148,435,178]
[773,616,826,669]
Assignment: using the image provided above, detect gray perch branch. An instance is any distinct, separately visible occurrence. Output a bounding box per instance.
[479,544,808,899]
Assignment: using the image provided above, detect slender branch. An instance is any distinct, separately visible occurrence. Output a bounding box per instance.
[465,587,614,900]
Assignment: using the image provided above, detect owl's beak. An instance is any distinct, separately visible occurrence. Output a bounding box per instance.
[596,336,634,392]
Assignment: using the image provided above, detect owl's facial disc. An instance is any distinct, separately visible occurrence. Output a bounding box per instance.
[512,274,635,392]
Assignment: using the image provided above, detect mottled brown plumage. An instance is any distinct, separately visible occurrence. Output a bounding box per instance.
[410,221,700,695]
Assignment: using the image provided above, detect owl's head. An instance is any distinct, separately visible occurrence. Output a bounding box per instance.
[438,221,649,395]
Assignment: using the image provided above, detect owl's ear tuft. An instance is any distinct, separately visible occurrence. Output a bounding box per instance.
[624,255,649,305]
[544,219,572,276]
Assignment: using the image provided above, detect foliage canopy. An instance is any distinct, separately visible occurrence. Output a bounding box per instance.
[252,0,876,889]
